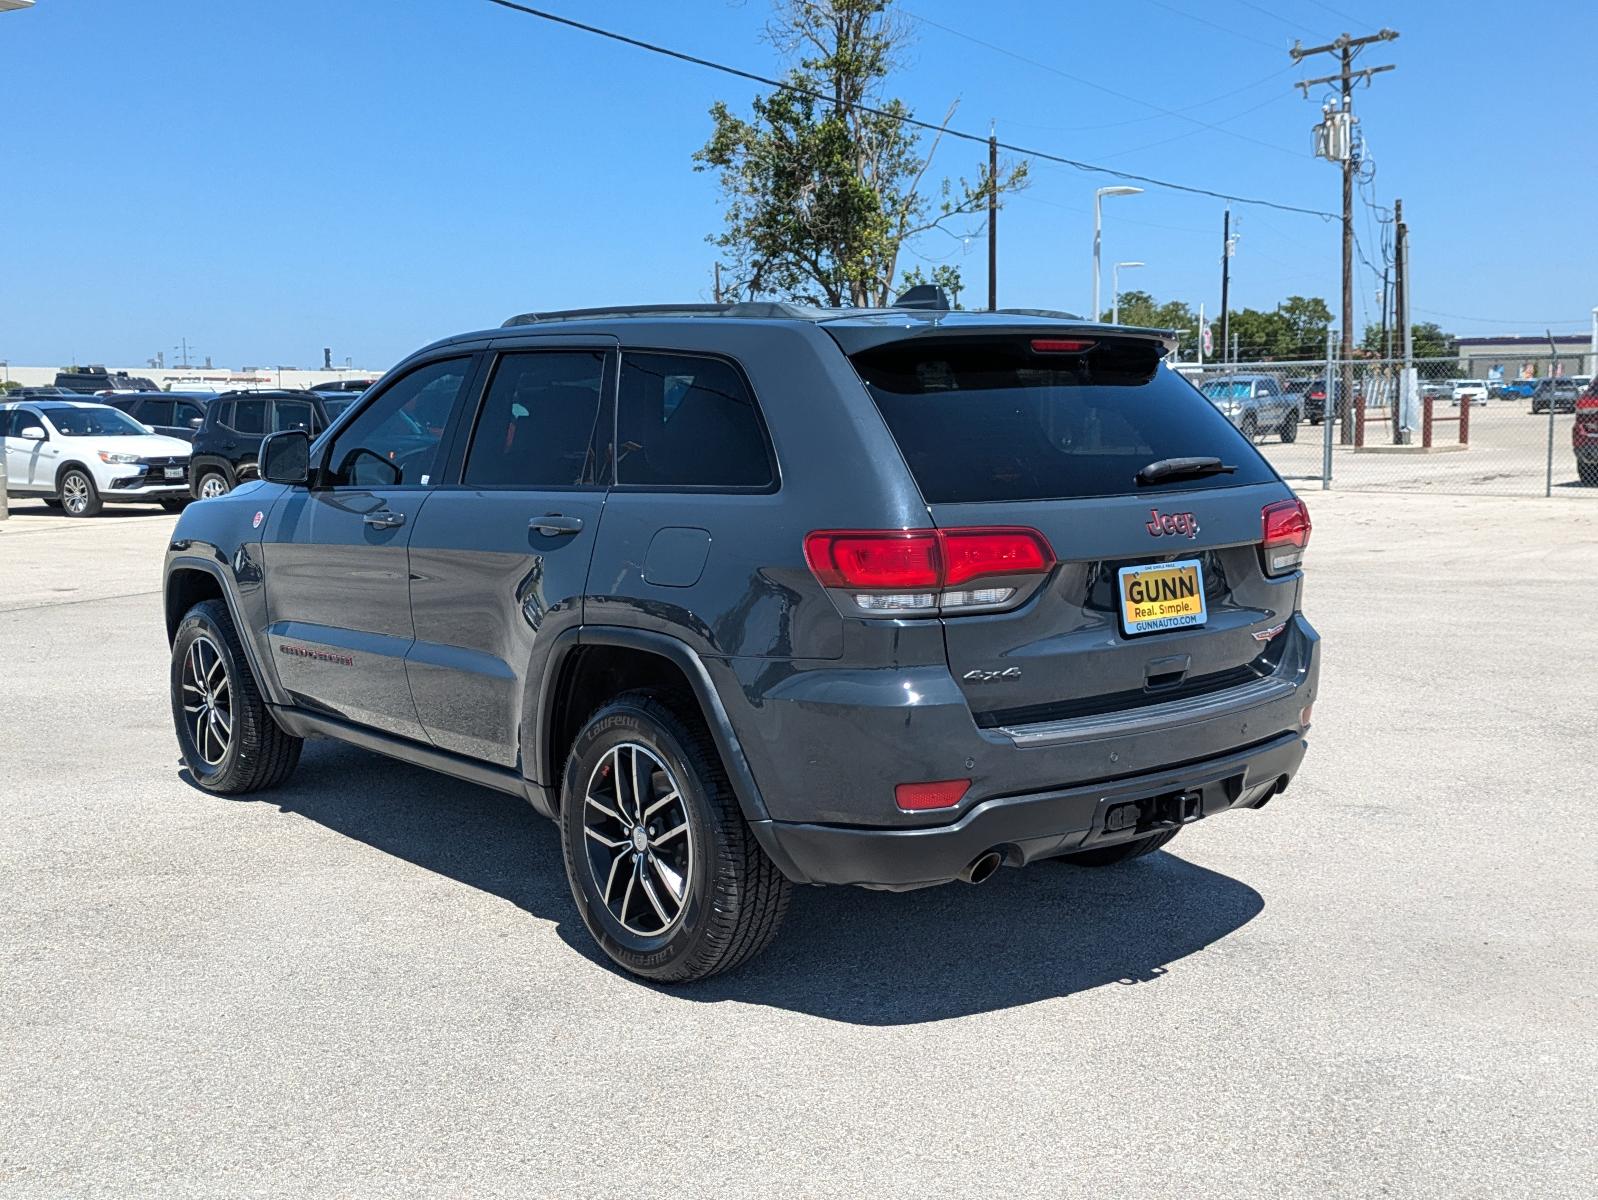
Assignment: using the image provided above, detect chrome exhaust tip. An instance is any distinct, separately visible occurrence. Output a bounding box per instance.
[958,850,1003,885]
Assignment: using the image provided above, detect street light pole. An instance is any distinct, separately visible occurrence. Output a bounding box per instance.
[1092,186,1142,320]
[1590,306,1597,377]
[1111,261,1144,325]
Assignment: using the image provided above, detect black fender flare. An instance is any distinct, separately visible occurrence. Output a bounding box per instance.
[531,625,771,825]
[164,554,289,707]
[53,460,93,493]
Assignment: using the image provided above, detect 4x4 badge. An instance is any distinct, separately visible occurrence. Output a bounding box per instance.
[1145,508,1199,539]
[963,667,1021,683]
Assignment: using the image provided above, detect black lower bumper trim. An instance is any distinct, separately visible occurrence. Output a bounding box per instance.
[755,732,1307,891]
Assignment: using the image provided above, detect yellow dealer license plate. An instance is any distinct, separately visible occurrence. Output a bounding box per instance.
[1117,559,1207,636]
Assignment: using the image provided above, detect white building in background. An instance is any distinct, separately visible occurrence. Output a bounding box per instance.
[0,2,38,13]
[0,363,386,392]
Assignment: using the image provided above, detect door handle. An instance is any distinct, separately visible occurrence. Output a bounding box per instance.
[530,514,583,536]
[363,510,406,529]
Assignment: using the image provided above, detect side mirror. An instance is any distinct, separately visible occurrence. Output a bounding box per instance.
[189,416,203,429]
[19,425,46,441]
[259,429,311,486]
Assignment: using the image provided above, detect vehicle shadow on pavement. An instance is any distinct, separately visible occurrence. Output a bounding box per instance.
[213,741,1263,1025]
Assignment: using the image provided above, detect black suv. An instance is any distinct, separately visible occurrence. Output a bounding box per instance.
[162,303,1320,982]
[105,392,215,441]
[187,390,347,499]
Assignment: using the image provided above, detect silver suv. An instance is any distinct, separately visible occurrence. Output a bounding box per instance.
[1201,374,1301,442]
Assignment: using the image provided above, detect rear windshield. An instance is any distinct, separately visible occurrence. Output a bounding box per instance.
[852,336,1278,503]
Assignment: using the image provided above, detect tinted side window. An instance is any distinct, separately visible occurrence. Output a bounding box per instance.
[0,411,15,438]
[139,399,176,426]
[324,358,471,488]
[230,400,267,435]
[272,399,315,433]
[463,352,606,487]
[616,353,773,488]
[208,401,233,430]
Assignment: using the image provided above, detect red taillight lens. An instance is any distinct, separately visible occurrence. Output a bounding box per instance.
[805,527,1055,615]
[895,779,970,811]
[1261,499,1311,576]
[1031,338,1095,353]
[941,527,1054,586]
[1576,393,1598,412]
[803,530,940,589]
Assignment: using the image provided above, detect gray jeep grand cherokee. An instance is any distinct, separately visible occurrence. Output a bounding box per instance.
[163,302,1319,982]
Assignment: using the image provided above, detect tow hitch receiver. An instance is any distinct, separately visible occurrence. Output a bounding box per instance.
[1103,790,1204,836]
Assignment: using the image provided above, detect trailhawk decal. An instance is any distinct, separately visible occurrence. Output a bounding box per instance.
[278,644,354,667]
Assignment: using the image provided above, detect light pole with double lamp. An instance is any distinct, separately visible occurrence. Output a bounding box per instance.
[1092,185,1142,320]
[1111,261,1144,325]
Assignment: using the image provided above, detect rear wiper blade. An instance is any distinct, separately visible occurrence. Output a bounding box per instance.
[1136,456,1237,485]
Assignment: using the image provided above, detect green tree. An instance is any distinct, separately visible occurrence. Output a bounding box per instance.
[695,0,1027,306]
[1218,295,1332,360]
[1359,320,1457,360]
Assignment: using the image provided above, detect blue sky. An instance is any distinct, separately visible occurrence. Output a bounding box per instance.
[2,0,1594,368]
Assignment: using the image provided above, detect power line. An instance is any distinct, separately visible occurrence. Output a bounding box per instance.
[988,64,1298,134]
[1412,307,1590,329]
[902,9,1303,157]
[478,0,1337,220]
[1227,0,1316,36]
[1138,0,1288,51]
[1302,0,1375,26]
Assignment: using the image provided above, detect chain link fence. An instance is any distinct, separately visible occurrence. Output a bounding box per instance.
[1179,346,1597,497]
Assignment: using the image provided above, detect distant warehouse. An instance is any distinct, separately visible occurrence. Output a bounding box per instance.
[1455,334,1595,381]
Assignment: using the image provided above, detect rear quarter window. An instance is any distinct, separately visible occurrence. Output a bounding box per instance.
[852,336,1278,503]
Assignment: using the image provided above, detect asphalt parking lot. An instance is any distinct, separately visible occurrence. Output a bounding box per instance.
[1,493,1593,1198]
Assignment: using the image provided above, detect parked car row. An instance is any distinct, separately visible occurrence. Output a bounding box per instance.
[0,380,369,516]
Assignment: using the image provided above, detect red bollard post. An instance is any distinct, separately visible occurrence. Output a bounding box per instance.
[1459,392,1470,446]
[1423,395,1434,448]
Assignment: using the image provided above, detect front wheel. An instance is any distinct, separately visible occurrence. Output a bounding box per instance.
[58,468,102,517]
[1240,414,1259,441]
[1279,408,1299,442]
[196,471,230,500]
[170,599,302,793]
[1580,462,1598,487]
[560,691,790,982]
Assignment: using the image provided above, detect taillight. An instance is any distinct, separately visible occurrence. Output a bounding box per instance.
[1576,393,1598,412]
[804,527,1056,616]
[1261,499,1311,576]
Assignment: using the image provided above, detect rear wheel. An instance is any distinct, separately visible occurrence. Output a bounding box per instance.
[1240,414,1259,441]
[1279,408,1299,442]
[1055,828,1181,867]
[170,599,302,794]
[58,468,102,518]
[560,691,790,982]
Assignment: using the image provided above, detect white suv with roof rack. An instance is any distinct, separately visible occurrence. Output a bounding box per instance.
[1,399,193,516]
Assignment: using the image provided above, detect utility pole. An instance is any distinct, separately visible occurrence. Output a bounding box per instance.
[1392,196,1409,443]
[987,129,998,311]
[713,262,723,304]
[175,338,197,368]
[1219,208,1232,366]
[1293,28,1399,445]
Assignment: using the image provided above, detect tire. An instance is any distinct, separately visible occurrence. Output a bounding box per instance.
[196,471,230,500]
[58,467,102,517]
[170,598,302,794]
[160,497,190,513]
[1580,463,1598,487]
[1055,828,1181,868]
[1240,414,1258,441]
[1279,408,1299,442]
[560,691,790,983]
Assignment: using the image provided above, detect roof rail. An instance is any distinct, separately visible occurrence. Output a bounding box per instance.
[502,299,859,327]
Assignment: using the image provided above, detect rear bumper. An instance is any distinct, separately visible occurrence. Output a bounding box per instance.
[754,730,1306,890]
